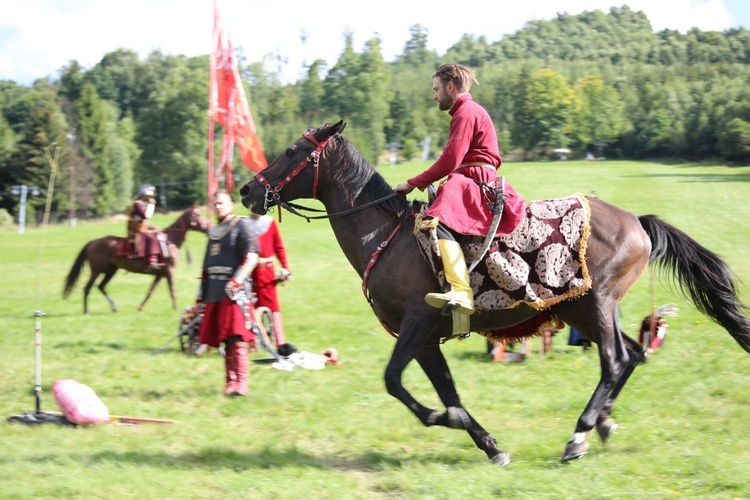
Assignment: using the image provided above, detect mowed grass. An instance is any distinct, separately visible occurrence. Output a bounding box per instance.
[1,159,750,499]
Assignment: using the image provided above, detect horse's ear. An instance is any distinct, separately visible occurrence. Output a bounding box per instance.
[192,201,199,208]
[331,120,346,136]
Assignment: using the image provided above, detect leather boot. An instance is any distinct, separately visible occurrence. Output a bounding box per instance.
[425,239,474,315]
[231,342,249,396]
[148,255,161,270]
[224,342,238,396]
[272,311,286,346]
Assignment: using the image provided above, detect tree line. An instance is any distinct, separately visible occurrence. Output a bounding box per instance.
[2,5,749,224]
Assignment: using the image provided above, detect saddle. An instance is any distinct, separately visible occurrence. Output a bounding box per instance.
[415,194,592,341]
[115,231,168,263]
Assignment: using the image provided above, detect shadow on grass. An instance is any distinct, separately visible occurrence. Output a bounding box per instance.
[626,168,750,184]
[68,445,471,472]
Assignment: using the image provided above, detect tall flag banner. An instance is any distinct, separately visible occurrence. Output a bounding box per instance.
[208,0,267,202]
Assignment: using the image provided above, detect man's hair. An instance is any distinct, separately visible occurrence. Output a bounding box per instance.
[213,189,234,204]
[434,63,478,93]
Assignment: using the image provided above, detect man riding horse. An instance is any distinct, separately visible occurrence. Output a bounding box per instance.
[126,184,163,270]
[394,63,526,333]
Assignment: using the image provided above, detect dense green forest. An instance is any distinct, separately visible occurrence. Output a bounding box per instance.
[2,5,750,223]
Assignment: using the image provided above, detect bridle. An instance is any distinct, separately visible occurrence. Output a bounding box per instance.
[164,208,203,240]
[252,127,436,341]
[253,129,328,222]
[253,129,398,222]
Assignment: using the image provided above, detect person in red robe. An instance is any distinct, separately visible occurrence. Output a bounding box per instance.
[394,63,527,319]
[248,212,291,346]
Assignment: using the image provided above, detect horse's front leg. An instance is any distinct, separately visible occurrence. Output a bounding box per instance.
[166,270,177,310]
[138,275,162,312]
[383,322,436,425]
[415,344,509,466]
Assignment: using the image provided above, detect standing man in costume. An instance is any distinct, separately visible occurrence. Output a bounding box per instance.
[393,63,526,318]
[248,211,291,347]
[126,184,162,270]
[195,190,259,397]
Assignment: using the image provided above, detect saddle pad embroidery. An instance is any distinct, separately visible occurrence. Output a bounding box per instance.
[417,194,592,313]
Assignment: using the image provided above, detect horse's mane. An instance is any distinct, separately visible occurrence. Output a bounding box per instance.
[331,134,412,214]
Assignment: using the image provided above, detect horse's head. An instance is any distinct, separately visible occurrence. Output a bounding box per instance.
[240,120,346,214]
[187,204,209,233]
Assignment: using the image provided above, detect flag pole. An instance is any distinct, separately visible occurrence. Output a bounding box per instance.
[207,0,218,223]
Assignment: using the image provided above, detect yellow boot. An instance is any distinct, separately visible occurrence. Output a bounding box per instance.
[425,239,474,315]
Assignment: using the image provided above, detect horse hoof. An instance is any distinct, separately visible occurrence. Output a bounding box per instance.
[561,441,589,461]
[446,406,470,429]
[596,418,618,443]
[490,452,510,467]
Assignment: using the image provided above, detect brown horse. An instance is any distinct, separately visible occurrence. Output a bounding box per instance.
[63,206,209,314]
[239,121,750,466]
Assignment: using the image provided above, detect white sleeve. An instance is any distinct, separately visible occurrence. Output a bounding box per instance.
[233,253,258,283]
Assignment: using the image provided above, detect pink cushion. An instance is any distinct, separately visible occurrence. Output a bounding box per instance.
[52,379,110,425]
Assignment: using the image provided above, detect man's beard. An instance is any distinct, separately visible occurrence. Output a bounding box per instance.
[437,94,452,111]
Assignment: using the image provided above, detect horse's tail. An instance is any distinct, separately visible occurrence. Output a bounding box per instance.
[639,214,750,353]
[63,243,89,298]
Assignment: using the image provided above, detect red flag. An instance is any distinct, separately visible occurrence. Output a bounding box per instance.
[210,2,267,180]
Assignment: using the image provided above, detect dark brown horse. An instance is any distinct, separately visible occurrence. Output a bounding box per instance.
[239,121,750,466]
[63,206,209,314]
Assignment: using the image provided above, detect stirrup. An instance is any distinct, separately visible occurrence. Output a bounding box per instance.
[440,301,458,316]
[426,291,473,315]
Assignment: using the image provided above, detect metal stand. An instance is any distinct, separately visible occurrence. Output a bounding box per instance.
[7,311,74,427]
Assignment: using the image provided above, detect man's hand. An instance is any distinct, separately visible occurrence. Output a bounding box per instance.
[394,182,415,196]
[224,278,242,299]
[279,268,291,281]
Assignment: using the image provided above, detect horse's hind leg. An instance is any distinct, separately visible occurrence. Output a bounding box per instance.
[415,344,509,466]
[82,271,99,315]
[560,307,641,461]
[595,332,645,443]
[97,265,119,313]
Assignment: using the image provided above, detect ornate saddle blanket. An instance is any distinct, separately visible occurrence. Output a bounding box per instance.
[416,194,592,340]
[114,232,167,260]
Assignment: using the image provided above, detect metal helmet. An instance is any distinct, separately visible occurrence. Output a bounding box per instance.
[135,184,156,200]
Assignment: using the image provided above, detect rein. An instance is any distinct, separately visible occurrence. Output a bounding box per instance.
[254,129,399,222]
[280,194,400,222]
[163,209,197,244]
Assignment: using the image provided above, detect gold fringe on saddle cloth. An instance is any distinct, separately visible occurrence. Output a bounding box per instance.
[415,194,592,343]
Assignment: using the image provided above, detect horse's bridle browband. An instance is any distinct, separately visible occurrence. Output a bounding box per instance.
[254,129,398,222]
[254,129,328,217]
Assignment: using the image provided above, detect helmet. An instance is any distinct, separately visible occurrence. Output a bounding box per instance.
[135,184,156,200]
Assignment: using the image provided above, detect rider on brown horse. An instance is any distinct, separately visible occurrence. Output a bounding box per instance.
[126,184,162,270]
[393,64,526,334]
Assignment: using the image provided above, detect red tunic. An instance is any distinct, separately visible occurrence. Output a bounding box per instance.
[408,94,526,236]
[250,216,288,312]
[198,298,254,348]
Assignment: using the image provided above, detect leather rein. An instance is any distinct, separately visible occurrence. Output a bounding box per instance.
[254,129,398,222]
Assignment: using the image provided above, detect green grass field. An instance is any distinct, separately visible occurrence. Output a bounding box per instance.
[1,159,749,499]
